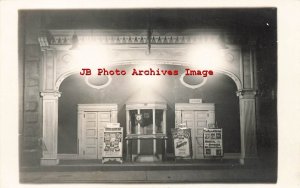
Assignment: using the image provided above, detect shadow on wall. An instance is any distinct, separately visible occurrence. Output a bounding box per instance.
[58,65,240,154]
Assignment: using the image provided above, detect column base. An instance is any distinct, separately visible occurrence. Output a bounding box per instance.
[40,158,59,166]
[239,156,259,165]
[135,154,161,162]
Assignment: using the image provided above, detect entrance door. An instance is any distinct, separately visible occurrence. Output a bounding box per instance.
[181,111,196,158]
[181,110,209,159]
[83,112,98,159]
[97,112,111,159]
[79,111,115,159]
[81,111,111,159]
[78,104,118,159]
[194,111,209,159]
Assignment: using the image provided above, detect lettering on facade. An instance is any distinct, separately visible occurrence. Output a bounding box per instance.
[79,68,214,77]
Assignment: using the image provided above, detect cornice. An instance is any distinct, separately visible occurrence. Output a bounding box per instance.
[38,29,244,50]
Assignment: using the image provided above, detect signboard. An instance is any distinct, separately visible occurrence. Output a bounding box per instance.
[203,128,223,158]
[106,123,120,128]
[102,127,123,163]
[176,123,187,129]
[171,128,192,158]
[189,98,202,103]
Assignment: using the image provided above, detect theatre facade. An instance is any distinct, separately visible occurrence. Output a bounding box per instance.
[19,9,277,181]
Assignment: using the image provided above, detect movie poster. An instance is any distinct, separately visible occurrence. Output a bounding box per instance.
[103,128,123,158]
[172,128,192,158]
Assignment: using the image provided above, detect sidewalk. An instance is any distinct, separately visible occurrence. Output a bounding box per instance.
[20,160,277,183]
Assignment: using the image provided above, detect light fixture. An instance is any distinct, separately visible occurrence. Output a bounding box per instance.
[146,10,153,55]
[72,42,111,69]
[70,32,79,50]
[70,30,112,68]
[187,41,225,70]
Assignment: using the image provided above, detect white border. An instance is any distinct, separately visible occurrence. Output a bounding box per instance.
[1,1,300,188]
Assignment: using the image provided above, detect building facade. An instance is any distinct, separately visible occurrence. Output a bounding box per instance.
[19,9,277,182]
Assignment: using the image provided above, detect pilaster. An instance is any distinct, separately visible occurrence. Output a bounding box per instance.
[40,91,61,165]
[236,90,258,164]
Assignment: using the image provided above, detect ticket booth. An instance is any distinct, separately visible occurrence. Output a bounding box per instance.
[125,103,167,162]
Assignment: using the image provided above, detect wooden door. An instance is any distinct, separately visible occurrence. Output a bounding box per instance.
[181,111,196,158]
[97,112,111,159]
[181,110,210,159]
[194,111,209,159]
[81,111,111,159]
[83,112,98,159]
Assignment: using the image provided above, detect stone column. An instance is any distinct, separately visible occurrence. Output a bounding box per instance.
[40,91,61,165]
[39,49,60,165]
[237,90,257,164]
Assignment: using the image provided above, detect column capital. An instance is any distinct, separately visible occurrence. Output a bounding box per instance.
[40,90,61,99]
[236,89,257,99]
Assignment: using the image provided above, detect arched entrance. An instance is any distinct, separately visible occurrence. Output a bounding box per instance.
[56,64,242,158]
[38,31,257,165]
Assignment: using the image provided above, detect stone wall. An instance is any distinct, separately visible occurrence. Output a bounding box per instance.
[20,12,43,166]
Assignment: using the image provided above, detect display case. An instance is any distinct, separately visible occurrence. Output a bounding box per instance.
[102,123,123,164]
[125,103,167,162]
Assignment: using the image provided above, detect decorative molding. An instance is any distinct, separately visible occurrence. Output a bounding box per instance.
[84,75,112,90]
[55,69,79,90]
[126,103,167,110]
[78,103,118,112]
[215,69,242,90]
[180,73,208,89]
[40,91,61,99]
[45,35,218,45]
[175,103,215,111]
[38,32,50,51]
[54,61,243,94]
[236,89,257,98]
[38,29,244,49]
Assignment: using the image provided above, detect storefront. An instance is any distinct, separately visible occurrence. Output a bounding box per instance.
[19,11,277,180]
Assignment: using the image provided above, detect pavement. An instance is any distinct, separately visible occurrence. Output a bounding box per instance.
[19,160,277,183]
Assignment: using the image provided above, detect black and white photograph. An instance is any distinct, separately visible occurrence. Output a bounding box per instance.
[17,8,277,183]
[1,1,300,187]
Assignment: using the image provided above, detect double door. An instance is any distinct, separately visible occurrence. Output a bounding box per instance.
[78,104,118,159]
[175,103,215,159]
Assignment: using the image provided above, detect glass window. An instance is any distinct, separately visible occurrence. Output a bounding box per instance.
[129,110,137,134]
[155,110,163,133]
[129,108,164,135]
[140,109,153,135]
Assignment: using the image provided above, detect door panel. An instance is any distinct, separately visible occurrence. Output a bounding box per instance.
[86,138,97,145]
[97,112,111,159]
[194,111,208,159]
[83,112,98,158]
[81,111,112,159]
[196,120,207,127]
[85,147,97,155]
[181,111,196,158]
[181,111,209,159]
[86,121,97,128]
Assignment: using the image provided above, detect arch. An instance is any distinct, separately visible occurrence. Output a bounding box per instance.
[55,69,79,90]
[214,68,242,90]
[55,60,243,91]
